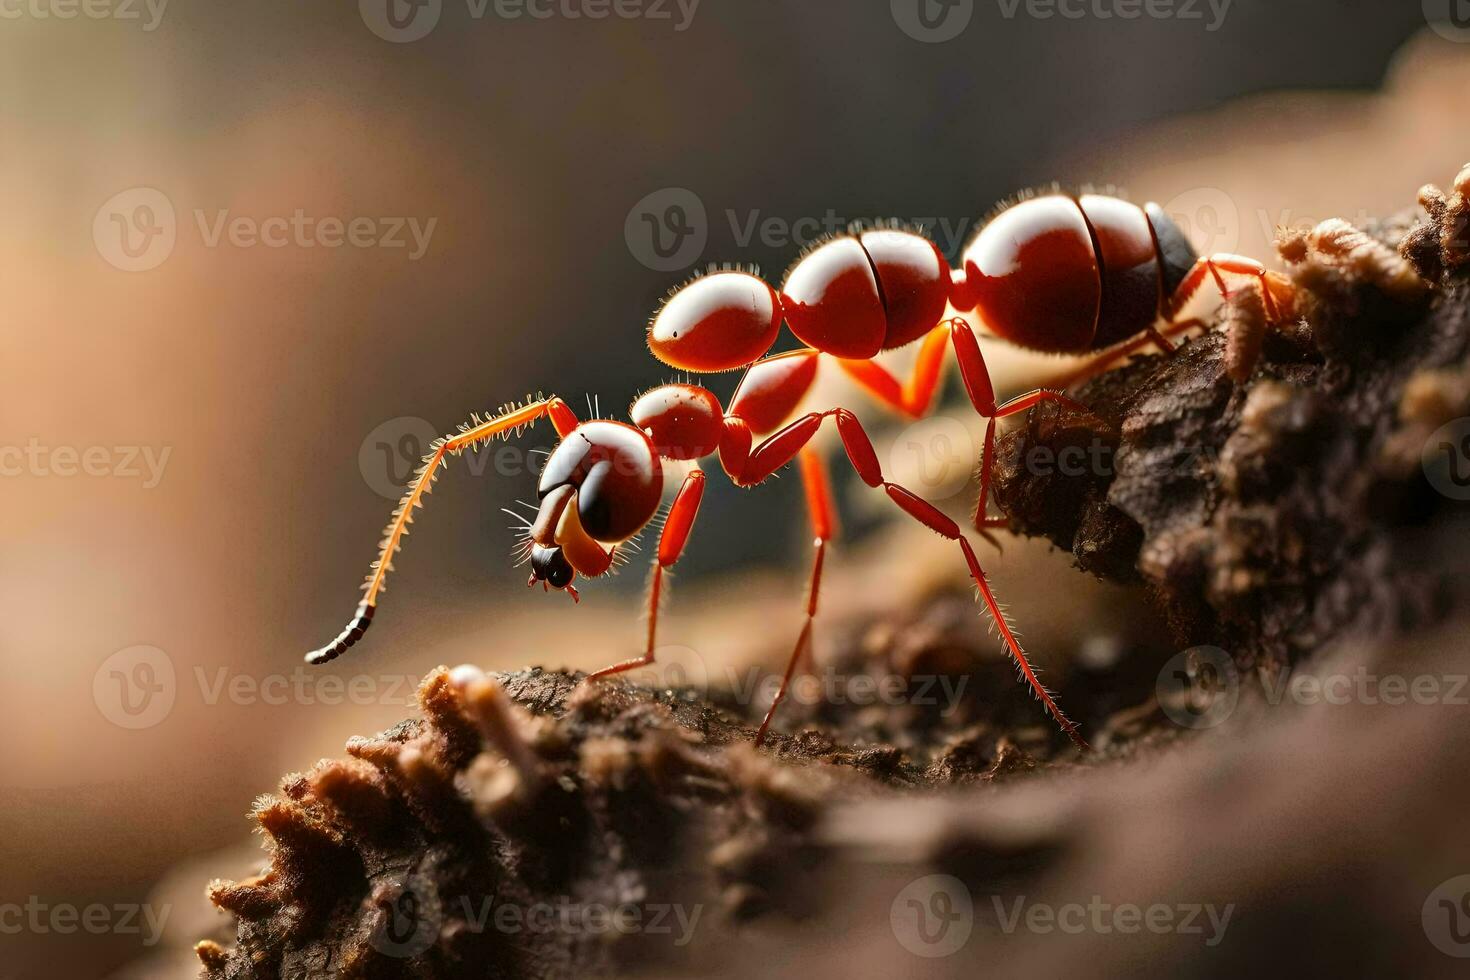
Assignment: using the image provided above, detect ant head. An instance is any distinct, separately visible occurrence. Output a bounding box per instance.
[512,421,662,591]
[528,544,576,589]
[648,269,781,372]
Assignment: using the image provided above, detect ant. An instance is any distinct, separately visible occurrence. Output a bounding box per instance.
[306,189,1296,749]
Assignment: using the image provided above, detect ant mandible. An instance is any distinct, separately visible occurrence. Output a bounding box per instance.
[306,190,1296,749]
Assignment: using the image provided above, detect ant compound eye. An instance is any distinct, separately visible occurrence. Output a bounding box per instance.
[530,545,575,588]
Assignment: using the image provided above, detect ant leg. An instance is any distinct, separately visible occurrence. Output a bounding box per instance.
[1164,254,1301,382]
[1163,253,1293,323]
[737,409,1087,749]
[946,320,1110,534]
[1056,317,1209,389]
[755,448,834,745]
[586,469,705,680]
[974,416,1003,531]
[831,410,1086,750]
[306,396,579,665]
[1144,326,1177,354]
[972,388,1104,531]
[832,318,1008,538]
[835,322,951,419]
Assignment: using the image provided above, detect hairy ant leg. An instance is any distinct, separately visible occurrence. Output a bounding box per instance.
[874,318,1106,535]
[306,396,579,665]
[1163,253,1284,321]
[736,407,1087,750]
[1056,316,1210,389]
[1164,253,1298,380]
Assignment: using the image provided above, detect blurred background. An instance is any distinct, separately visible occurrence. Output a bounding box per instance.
[2,1,1465,976]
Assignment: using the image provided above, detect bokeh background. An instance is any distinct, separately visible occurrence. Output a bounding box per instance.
[2,2,1464,976]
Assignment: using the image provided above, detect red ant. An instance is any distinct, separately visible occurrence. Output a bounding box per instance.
[306,190,1296,749]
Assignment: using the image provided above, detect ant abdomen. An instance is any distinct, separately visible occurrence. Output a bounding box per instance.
[958,193,1199,353]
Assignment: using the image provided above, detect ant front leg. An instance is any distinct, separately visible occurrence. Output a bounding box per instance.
[755,448,834,745]
[305,395,580,665]
[1164,253,1298,382]
[586,468,705,680]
